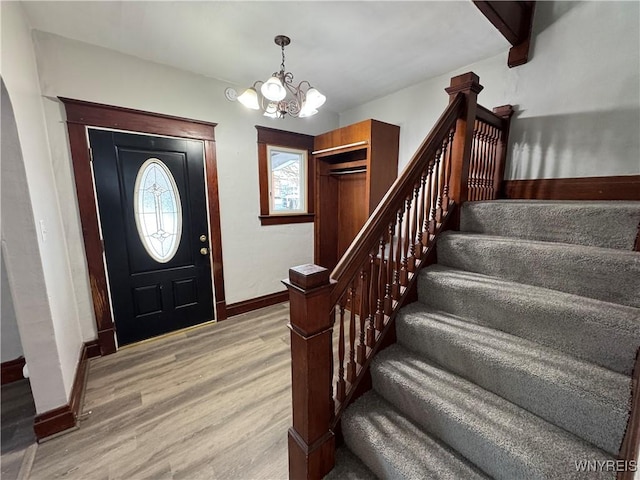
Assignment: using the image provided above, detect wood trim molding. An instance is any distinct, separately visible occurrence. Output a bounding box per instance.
[502,175,640,201]
[226,290,289,318]
[1,356,26,385]
[33,341,92,441]
[473,1,536,67]
[617,348,640,479]
[60,98,227,353]
[60,97,217,141]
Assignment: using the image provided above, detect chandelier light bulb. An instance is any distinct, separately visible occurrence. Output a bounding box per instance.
[261,76,286,102]
[305,88,326,110]
[237,88,260,110]
[298,101,318,118]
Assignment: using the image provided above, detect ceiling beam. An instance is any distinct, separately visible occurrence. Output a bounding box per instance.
[473,1,536,68]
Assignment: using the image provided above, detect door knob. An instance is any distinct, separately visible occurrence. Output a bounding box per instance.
[199,235,207,242]
[200,247,208,255]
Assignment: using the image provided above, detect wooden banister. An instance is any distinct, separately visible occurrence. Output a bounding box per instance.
[330,93,465,302]
[286,72,514,480]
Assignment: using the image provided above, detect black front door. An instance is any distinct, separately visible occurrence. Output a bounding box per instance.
[89,129,214,346]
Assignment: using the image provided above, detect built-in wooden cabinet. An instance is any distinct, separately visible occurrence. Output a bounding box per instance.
[314,119,400,270]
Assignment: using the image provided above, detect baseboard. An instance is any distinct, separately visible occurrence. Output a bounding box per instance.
[502,175,640,201]
[1,356,26,385]
[33,340,92,441]
[226,290,289,318]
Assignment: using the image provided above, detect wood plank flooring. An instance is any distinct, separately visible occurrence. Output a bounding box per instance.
[1,379,37,480]
[28,303,293,480]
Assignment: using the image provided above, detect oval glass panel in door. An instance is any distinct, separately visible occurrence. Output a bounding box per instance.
[133,158,182,263]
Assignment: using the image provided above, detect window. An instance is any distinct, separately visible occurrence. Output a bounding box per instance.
[267,146,307,215]
[256,126,314,226]
[133,158,182,263]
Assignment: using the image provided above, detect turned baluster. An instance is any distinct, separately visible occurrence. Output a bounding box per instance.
[441,129,454,212]
[415,172,428,256]
[430,148,442,232]
[400,198,412,286]
[366,253,377,347]
[375,237,386,331]
[384,219,395,315]
[346,283,357,383]
[335,302,346,404]
[393,208,404,299]
[422,160,435,246]
[408,181,421,271]
[356,267,368,365]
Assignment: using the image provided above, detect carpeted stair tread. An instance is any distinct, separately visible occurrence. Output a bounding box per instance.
[325,448,378,480]
[417,265,640,375]
[460,200,640,250]
[341,391,489,480]
[436,232,640,308]
[371,345,616,480]
[396,303,630,455]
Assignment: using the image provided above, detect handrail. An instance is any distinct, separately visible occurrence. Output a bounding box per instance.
[330,93,465,304]
[284,72,514,480]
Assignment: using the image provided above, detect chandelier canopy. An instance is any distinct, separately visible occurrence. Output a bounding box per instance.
[227,35,326,119]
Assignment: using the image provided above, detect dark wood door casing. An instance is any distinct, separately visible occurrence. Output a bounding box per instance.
[61,98,227,355]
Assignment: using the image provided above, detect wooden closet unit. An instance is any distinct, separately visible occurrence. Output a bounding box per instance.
[314,119,400,270]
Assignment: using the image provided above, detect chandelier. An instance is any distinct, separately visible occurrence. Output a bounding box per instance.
[226,35,326,118]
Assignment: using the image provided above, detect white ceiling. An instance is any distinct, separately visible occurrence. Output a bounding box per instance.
[22,1,509,113]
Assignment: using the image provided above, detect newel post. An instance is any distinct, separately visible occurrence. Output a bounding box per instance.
[284,264,335,480]
[492,104,515,199]
[445,72,483,214]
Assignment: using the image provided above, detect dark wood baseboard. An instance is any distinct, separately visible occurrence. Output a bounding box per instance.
[1,356,26,385]
[33,340,93,441]
[502,175,640,201]
[85,339,101,359]
[226,291,289,318]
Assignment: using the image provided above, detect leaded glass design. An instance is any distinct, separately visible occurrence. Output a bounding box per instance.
[133,158,182,263]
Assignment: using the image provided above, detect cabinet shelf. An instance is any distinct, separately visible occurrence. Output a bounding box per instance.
[314,119,400,270]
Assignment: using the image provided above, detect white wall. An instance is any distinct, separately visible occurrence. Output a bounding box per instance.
[1,248,23,362]
[1,2,83,412]
[340,1,640,179]
[31,30,339,323]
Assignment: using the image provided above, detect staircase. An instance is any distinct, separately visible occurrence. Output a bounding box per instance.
[330,200,640,479]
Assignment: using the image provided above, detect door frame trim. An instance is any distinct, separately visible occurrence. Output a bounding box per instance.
[60,98,227,355]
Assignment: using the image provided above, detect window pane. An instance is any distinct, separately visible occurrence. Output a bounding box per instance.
[133,159,182,263]
[268,147,306,215]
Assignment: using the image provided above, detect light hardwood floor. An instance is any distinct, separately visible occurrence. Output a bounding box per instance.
[28,303,292,480]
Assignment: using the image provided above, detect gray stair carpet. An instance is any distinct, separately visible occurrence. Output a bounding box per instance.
[328,200,639,479]
[325,448,377,480]
[460,200,640,250]
[437,232,640,307]
[417,265,640,375]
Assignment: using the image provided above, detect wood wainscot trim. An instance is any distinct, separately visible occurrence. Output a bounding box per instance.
[502,175,640,201]
[1,356,26,385]
[226,291,290,318]
[60,98,228,355]
[33,341,94,441]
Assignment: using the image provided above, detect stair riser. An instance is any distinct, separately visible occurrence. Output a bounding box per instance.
[460,201,640,250]
[417,268,640,375]
[371,350,616,480]
[437,234,640,308]
[396,311,629,455]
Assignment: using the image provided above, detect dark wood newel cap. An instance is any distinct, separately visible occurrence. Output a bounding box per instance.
[288,264,330,290]
[493,104,514,119]
[445,72,484,96]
